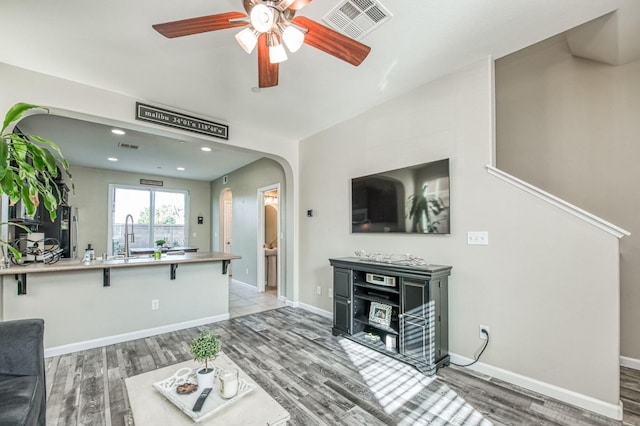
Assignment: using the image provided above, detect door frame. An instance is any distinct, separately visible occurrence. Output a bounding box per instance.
[257,183,280,295]
[220,189,233,273]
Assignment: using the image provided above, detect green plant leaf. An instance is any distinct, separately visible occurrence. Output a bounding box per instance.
[30,134,65,160]
[41,192,58,221]
[1,169,20,202]
[0,138,7,180]
[6,243,22,260]
[1,103,44,135]
[189,332,221,371]
[20,186,36,216]
[1,102,72,254]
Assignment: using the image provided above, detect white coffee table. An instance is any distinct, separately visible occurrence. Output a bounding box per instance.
[126,353,290,425]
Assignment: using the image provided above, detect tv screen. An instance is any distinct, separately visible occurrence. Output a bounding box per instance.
[351,159,450,234]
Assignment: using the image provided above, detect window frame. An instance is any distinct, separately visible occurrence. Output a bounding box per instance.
[107,184,190,255]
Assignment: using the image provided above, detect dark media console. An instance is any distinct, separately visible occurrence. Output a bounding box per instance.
[330,257,452,375]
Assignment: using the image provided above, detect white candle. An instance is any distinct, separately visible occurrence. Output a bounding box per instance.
[220,368,239,398]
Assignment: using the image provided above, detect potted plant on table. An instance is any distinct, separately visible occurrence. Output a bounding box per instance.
[0,103,73,265]
[189,331,221,389]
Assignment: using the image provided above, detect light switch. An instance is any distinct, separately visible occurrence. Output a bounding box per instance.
[467,231,489,245]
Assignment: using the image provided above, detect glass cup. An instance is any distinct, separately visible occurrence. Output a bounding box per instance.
[219,368,239,399]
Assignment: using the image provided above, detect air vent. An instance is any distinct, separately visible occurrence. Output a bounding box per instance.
[118,143,139,150]
[323,0,392,40]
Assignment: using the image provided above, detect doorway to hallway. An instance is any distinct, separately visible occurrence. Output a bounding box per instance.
[258,184,280,297]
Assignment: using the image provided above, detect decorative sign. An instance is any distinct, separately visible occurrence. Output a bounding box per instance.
[140,179,163,186]
[135,103,229,140]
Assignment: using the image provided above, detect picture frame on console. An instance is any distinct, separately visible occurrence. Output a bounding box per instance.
[351,158,450,234]
[369,302,392,327]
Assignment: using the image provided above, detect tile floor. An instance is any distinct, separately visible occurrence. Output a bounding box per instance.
[228,279,286,318]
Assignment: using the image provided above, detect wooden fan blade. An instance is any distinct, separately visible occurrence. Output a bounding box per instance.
[292,16,371,66]
[258,34,279,88]
[153,12,247,38]
[287,0,313,10]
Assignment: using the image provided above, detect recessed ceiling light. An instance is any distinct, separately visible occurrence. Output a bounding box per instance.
[107,157,118,162]
[177,167,185,171]
[111,129,126,135]
[201,147,212,152]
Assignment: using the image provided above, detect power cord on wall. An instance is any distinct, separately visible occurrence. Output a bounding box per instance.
[450,329,490,367]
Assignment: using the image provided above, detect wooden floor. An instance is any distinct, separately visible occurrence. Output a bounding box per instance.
[44,307,640,425]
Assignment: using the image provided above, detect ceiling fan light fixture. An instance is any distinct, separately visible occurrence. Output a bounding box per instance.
[235,27,258,53]
[250,4,275,33]
[281,25,305,52]
[268,33,288,63]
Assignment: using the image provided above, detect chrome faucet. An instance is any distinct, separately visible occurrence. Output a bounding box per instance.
[124,214,135,258]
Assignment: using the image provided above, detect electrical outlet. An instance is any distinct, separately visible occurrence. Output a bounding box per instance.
[328,287,333,299]
[468,231,489,245]
[479,325,490,339]
[151,299,159,310]
[316,286,322,295]
[246,268,249,274]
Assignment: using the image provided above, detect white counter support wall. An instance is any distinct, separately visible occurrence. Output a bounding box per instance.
[1,261,229,356]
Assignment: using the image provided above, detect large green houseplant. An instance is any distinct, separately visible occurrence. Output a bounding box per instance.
[1,102,73,260]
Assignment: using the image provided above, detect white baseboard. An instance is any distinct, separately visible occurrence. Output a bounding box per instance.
[231,279,256,290]
[285,299,299,308]
[44,313,230,358]
[449,353,623,421]
[620,356,640,370]
[298,302,332,320]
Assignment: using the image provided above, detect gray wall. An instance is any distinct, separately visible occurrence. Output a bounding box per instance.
[210,158,287,294]
[495,35,640,360]
[298,58,622,410]
[70,165,212,256]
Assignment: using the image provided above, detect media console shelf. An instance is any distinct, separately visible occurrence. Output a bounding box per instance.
[329,257,452,375]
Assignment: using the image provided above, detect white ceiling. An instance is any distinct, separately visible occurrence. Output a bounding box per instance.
[16,114,264,181]
[1,0,625,181]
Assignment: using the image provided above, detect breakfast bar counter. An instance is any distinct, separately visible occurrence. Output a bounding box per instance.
[0,252,240,355]
[0,251,238,276]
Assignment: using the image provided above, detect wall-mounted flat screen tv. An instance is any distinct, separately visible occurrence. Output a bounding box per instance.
[351,158,450,234]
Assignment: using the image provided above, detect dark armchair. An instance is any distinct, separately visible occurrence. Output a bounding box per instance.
[0,319,46,426]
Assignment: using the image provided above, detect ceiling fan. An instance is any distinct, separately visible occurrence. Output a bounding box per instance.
[152,0,371,88]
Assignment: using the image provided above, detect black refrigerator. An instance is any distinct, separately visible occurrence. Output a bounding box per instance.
[38,205,78,258]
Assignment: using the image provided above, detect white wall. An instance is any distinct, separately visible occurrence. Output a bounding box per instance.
[299,58,622,416]
[0,57,625,417]
[2,262,228,350]
[495,35,640,363]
